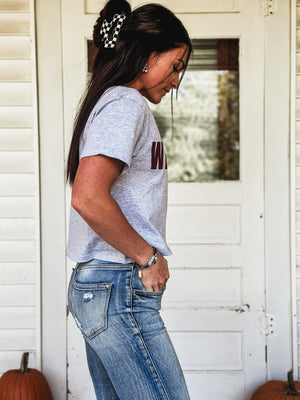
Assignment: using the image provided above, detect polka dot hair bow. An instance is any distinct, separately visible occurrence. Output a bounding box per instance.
[100,13,126,48]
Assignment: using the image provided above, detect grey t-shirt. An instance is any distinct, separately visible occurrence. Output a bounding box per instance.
[67,86,172,264]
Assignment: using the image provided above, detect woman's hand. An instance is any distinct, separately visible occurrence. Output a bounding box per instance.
[140,253,170,292]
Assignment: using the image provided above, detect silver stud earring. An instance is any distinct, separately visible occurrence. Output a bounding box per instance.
[143,64,148,73]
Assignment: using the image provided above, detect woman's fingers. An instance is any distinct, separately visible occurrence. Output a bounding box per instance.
[140,254,169,291]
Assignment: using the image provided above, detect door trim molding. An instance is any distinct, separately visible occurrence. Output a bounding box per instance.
[264,0,294,379]
[35,0,67,398]
[289,0,298,378]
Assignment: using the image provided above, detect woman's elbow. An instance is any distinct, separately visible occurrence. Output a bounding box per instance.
[71,192,86,215]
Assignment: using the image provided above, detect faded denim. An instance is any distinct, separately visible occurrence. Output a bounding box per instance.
[68,260,190,400]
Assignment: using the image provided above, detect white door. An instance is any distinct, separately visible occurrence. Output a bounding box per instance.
[62,1,267,398]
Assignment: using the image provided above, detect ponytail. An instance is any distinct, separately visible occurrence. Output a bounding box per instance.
[93,0,131,48]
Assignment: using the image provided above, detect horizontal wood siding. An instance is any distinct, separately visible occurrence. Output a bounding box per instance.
[0,0,40,374]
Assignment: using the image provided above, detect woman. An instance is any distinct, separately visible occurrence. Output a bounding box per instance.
[67,0,192,398]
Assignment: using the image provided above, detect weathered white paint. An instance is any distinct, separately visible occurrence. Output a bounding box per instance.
[265,0,294,379]
[170,331,243,370]
[184,373,244,400]
[161,308,243,330]
[169,181,242,204]
[167,205,240,243]
[164,269,241,306]
[168,244,242,268]
[0,0,41,375]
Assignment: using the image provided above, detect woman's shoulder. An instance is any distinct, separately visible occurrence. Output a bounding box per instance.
[87,86,150,129]
[101,86,148,110]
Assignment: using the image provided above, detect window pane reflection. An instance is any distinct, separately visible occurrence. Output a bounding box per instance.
[149,39,240,182]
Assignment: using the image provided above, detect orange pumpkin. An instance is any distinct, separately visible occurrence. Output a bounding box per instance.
[0,352,53,400]
[251,370,300,399]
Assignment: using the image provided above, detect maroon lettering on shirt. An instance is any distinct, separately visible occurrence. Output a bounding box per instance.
[151,142,167,170]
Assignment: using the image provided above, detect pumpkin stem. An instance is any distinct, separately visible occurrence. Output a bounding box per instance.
[20,352,29,374]
[285,370,300,396]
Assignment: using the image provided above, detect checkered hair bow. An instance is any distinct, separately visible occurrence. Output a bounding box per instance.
[100,13,126,48]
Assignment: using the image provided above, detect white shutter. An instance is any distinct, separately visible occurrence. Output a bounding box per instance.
[0,0,40,373]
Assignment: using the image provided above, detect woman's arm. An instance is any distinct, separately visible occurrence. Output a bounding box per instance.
[71,154,169,291]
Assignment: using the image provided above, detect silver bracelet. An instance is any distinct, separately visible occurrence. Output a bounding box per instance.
[138,247,158,271]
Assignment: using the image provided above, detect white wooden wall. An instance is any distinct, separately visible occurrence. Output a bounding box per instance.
[0,0,40,373]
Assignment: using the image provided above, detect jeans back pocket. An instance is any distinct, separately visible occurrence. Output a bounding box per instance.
[69,269,112,340]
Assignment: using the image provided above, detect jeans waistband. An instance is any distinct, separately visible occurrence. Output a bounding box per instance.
[76,259,135,270]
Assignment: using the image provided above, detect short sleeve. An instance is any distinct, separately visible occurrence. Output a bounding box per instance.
[80,97,145,166]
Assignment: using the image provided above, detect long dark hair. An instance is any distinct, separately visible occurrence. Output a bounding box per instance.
[66,0,192,185]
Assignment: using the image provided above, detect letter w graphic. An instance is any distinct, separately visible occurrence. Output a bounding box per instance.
[151,142,167,170]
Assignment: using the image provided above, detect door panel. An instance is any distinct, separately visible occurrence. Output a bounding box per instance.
[62,1,266,398]
[164,269,241,306]
[86,0,241,14]
[167,205,240,243]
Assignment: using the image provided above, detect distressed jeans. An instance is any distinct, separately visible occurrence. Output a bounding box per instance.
[68,260,190,400]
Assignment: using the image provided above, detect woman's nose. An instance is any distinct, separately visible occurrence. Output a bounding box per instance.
[171,73,180,89]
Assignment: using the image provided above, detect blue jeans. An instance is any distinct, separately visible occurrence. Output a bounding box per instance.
[68,260,190,400]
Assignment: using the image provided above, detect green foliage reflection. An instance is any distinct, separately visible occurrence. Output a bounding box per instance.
[151,70,239,182]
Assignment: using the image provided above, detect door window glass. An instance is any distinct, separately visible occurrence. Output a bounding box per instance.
[149,39,240,182]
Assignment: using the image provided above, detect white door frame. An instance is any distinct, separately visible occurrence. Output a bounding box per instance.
[264,0,296,379]
[35,0,296,398]
[290,0,298,378]
[35,0,67,398]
